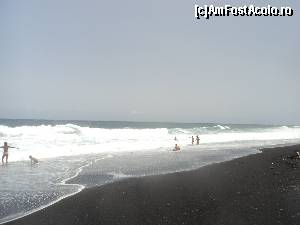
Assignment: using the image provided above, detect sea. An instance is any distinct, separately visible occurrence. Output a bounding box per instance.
[0,119,300,223]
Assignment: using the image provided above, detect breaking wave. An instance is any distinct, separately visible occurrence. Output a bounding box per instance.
[0,123,300,162]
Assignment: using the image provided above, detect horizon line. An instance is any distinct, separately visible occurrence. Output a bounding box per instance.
[0,117,294,127]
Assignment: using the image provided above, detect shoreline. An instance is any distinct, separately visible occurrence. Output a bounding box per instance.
[0,154,115,224]
[1,144,259,224]
[3,144,300,225]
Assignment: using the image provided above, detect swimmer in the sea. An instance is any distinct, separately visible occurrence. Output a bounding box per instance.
[196,135,200,145]
[173,144,180,151]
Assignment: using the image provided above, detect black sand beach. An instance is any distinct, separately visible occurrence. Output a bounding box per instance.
[5,145,300,225]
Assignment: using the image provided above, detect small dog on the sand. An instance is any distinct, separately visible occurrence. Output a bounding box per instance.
[29,155,39,164]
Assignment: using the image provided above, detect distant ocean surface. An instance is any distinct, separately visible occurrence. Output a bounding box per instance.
[0,119,300,223]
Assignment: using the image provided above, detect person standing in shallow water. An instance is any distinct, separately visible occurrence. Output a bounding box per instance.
[1,142,17,164]
[196,135,200,145]
[191,136,194,145]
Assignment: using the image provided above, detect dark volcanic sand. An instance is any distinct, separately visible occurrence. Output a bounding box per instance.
[4,145,300,225]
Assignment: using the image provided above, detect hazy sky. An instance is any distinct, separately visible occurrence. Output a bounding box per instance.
[0,0,299,124]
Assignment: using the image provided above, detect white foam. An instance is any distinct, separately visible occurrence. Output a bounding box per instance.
[0,124,300,162]
[0,155,111,225]
[108,172,133,180]
[214,125,230,130]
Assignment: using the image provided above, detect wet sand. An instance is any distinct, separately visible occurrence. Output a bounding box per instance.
[4,145,300,225]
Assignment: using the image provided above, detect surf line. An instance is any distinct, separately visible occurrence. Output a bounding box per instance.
[0,155,111,225]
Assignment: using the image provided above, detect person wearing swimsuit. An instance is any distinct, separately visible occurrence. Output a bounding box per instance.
[1,142,17,164]
[196,135,200,145]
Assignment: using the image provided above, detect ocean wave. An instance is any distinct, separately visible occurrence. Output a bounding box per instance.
[0,124,299,162]
[214,125,231,130]
[108,172,133,180]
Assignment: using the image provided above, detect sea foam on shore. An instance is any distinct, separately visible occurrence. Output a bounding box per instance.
[1,119,300,223]
[4,144,300,225]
